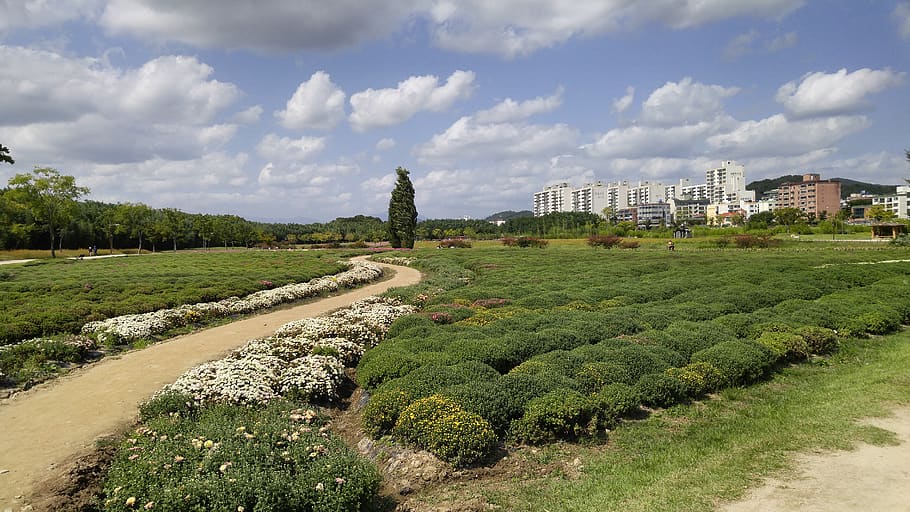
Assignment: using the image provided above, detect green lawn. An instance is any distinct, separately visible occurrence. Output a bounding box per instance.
[0,250,347,345]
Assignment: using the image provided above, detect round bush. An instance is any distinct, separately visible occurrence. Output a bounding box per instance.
[840,309,901,336]
[634,373,686,408]
[356,348,420,390]
[665,361,725,397]
[386,314,435,339]
[590,382,640,428]
[652,320,737,359]
[363,388,414,437]
[755,331,810,362]
[606,345,675,383]
[442,380,520,435]
[509,388,599,444]
[574,362,634,392]
[795,326,838,354]
[393,395,497,467]
[691,340,775,387]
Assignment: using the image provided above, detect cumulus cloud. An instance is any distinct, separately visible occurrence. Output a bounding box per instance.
[641,78,739,126]
[896,3,910,38]
[428,0,806,57]
[232,105,263,124]
[612,86,635,114]
[473,86,563,123]
[416,116,578,164]
[706,114,868,157]
[776,68,906,118]
[275,71,346,131]
[349,70,475,131]
[767,31,798,52]
[375,138,396,151]
[256,134,326,162]
[99,0,423,52]
[0,47,240,164]
[0,0,101,32]
[582,120,736,160]
[257,161,358,187]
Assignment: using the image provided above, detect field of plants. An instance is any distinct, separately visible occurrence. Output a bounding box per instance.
[0,251,355,387]
[10,241,910,511]
[358,242,910,469]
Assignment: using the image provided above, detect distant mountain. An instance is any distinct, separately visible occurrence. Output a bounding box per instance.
[746,175,898,199]
[485,210,533,221]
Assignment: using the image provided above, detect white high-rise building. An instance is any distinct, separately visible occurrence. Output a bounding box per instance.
[706,160,754,203]
[533,183,573,216]
[572,182,610,215]
[872,185,910,219]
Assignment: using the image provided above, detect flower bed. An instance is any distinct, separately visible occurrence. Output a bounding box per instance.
[81,262,384,345]
[162,296,416,406]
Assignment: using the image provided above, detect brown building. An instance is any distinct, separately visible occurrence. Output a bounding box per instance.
[776,173,841,219]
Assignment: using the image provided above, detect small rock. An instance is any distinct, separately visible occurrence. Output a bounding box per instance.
[0,469,9,474]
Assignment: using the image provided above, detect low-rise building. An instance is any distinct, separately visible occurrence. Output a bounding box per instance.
[872,185,910,219]
[777,173,841,219]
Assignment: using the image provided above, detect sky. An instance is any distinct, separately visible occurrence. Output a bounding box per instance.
[1,1,909,222]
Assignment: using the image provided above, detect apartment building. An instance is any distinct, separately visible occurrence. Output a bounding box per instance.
[533,183,572,217]
[571,182,610,215]
[777,173,841,218]
[706,160,755,203]
[872,185,910,219]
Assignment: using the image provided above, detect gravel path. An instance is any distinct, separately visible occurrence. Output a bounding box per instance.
[0,260,421,511]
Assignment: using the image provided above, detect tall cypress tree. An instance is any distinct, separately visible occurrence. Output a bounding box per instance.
[388,166,417,249]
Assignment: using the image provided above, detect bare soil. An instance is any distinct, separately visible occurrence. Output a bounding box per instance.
[0,260,421,512]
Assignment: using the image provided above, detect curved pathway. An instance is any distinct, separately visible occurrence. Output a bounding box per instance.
[0,260,421,511]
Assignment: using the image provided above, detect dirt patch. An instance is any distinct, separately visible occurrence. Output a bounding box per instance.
[721,408,910,512]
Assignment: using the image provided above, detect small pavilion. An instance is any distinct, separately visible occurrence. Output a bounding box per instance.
[870,223,907,239]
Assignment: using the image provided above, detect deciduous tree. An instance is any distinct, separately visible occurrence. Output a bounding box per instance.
[0,144,13,165]
[7,168,89,257]
[773,207,804,233]
[388,167,417,249]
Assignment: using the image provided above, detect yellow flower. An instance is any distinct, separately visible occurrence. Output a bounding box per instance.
[125,496,137,507]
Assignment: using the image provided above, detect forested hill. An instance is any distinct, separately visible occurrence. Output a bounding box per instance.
[485,210,533,222]
[746,175,898,199]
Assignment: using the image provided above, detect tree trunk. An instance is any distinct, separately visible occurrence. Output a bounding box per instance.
[49,224,56,258]
[138,231,143,254]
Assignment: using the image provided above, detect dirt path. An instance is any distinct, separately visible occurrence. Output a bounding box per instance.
[721,408,910,512]
[0,260,421,511]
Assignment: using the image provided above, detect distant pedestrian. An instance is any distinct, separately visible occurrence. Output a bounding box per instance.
[667,240,675,252]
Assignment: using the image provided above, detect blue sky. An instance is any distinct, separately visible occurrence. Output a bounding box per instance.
[1,1,908,222]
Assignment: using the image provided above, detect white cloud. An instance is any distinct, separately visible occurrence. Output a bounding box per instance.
[232,105,263,124]
[256,134,326,162]
[706,114,868,157]
[375,138,396,151]
[275,71,346,131]
[895,3,910,39]
[612,86,635,114]
[349,70,475,131]
[583,121,729,160]
[473,87,563,123]
[257,161,358,187]
[0,0,101,32]
[416,116,578,164]
[428,0,806,57]
[99,0,424,52]
[724,30,797,59]
[776,68,906,118]
[0,48,241,165]
[641,77,739,126]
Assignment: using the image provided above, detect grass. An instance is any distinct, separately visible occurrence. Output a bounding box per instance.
[0,250,347,345]
[471,330,910,511]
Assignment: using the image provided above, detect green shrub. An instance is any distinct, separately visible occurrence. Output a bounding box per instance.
[710,314,756,338]
[363,388,415,437]
[755,332,810,362]
[139,390,197,422]
[591,382,640,428]
[386,314,435,338]
[634,373,686,408]
[795,325,839,354]
[587,235,623,249]
[574,362,634,392]
[648,320,737,359]
[509,389,599,444]
[606,345,676,383]
[394,395,497,467]
[442,380,521,435]
[526,350,587,377]
[102,400,380,512]
[691,340,775,387]
[841,310,901,336]
[666,362,725,397]
[356,348,421,390]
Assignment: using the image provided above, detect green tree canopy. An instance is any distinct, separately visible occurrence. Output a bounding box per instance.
[388,167,417,249]
[0,144,13,165]
[773,207,804,233]
[7,168,89,257]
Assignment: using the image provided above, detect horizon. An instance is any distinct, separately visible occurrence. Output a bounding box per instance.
[1,1,908,223]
